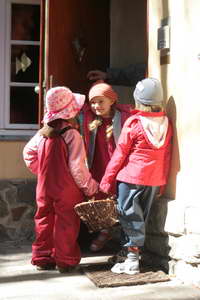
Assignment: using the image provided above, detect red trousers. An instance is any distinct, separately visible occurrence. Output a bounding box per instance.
[32,136,84,267]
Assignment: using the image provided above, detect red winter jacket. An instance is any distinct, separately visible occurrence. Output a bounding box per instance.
[100,110,173,193]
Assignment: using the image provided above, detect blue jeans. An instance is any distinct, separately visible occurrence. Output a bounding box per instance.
[117,182,159,247]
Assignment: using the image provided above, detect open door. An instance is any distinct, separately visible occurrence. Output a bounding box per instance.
[38,0,149,249]
[39,0,110,124]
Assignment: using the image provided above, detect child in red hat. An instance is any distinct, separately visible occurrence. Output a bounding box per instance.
[81,81,133,252]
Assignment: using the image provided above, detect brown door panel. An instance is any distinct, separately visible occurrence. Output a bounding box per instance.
[46,0,110,94]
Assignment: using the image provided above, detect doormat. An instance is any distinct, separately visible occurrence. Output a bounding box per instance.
[82,264,170,288]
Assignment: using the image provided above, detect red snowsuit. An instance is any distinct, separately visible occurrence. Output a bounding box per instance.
[23,124,98,268]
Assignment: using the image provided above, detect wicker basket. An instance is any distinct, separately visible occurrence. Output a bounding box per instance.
[74,198,118,232]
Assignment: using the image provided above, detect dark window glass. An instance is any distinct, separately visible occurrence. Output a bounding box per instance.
[9,3,40,126]
[11,4,40,41]
[10,86,38,124]
[11,45,39,83]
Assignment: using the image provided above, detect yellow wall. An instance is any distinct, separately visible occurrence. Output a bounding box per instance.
[110,0,147,103]
[149,0,200,233]
[0,141,35,179]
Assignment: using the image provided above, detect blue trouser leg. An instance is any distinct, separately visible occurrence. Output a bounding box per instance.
[117,182,159,247]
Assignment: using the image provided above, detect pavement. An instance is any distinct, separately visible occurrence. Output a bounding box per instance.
[1,241,200,300]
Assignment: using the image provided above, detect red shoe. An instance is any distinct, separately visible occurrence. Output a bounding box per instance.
[36,264,56,271]
[90,230,111,252]
[57,265,78,273]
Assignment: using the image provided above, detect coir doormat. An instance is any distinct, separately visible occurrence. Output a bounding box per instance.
[82,264,170,288]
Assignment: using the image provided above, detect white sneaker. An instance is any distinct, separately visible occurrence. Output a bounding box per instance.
[111,262,126,274]
[111,252,140,275]
[124,258,140,275]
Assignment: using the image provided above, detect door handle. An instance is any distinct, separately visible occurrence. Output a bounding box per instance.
[34,85,40,94]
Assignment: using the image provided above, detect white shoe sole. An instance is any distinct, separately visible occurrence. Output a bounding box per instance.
[111,262,139,275]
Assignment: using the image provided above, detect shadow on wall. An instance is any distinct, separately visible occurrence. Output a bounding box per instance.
[159,0,180,200]
[144,195,170,273]
[162,0,169,16]
[143,0,180,272]
[165,96,180,200]
[142,96,180,273]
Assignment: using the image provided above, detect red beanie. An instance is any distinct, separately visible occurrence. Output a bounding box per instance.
[88,80,118,102]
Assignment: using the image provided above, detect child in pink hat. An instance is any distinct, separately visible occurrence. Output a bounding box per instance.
[23,86,98,273]
[81,81,133,253]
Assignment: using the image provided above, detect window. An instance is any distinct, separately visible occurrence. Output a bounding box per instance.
[0,0,40,136]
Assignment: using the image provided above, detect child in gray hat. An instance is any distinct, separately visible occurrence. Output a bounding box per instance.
[100,78,173,274]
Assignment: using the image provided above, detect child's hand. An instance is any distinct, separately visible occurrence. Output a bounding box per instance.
[99,187,108,194]
[109,194,117,201]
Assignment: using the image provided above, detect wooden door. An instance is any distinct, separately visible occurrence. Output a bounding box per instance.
[39,0,110,124]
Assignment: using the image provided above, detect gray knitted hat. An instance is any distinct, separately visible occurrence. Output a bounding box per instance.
[133,78,163,105]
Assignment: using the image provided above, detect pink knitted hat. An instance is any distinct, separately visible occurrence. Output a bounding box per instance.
[88,80,118,102]
[43,86,85,123]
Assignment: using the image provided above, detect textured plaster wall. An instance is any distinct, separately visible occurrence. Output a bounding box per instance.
[0,141,35,179]
[148,0,200,235]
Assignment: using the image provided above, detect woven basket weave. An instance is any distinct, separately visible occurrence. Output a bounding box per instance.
[74,199,118,232]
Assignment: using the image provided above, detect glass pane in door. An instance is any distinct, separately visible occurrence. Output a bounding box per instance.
[10,86,38,124]
[8,2,40,127]
[11,3,40,41]
[11,45,39,83]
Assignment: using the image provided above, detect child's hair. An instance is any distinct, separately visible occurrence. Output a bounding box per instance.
[88,103,115,139]
[88,119,113,140]
[88,119,102,131]
[39,118,78,138]
[135,102,164,112]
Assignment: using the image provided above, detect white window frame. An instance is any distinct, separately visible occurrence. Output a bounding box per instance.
[0,0,6,132]
[0,0,40,136]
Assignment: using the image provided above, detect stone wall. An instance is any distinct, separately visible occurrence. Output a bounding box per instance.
[144,197,200,286]
[0,179,36,242]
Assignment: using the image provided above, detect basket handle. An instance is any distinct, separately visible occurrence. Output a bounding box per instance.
[88,197,95,202]
[88,195,117,202]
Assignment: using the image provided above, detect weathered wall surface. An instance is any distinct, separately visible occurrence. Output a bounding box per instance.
[0,141,35,179]
[0,179,36,243]
[147,0,200,284]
